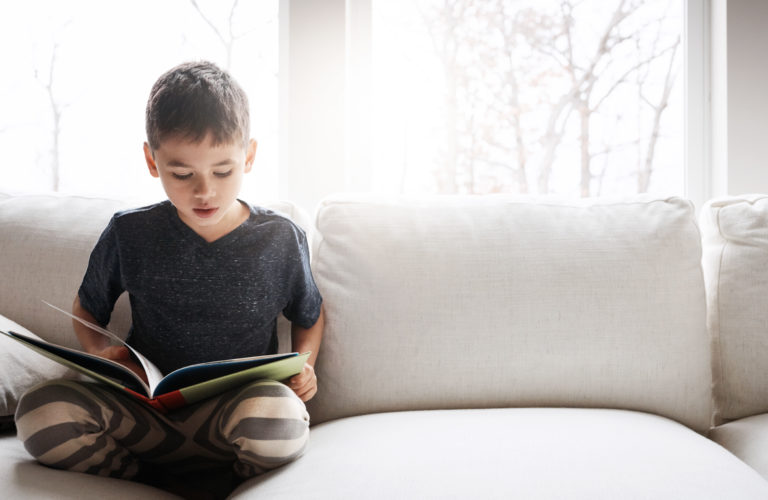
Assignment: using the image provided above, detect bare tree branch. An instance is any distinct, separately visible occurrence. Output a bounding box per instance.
[189,0,238,69]
[590,41,678,114]
[526,0,636,195]
[498,2,530,193]
[190,0,228,47]
[419,0,678,197]
[638,35,680,192]
[35,24,71,192]
[228,0,239,41]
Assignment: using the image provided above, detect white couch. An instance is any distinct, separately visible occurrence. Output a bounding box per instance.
[0,192,767,499]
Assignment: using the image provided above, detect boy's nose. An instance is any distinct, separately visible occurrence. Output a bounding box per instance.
[194,177,215,198]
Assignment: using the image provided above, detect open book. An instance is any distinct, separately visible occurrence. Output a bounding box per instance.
[0,302,309,412]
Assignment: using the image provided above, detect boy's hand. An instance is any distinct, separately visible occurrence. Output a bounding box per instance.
[289,363,317,402]
[94,345,149,385]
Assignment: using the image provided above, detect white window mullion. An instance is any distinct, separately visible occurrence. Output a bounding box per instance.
[279,0,347,213]
[685,0,713,211]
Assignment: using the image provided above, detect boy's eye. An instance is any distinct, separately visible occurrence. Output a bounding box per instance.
[214,170,233,178]
[172,173,193,180]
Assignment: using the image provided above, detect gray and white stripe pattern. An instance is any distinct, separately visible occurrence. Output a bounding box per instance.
[15,378,309,479]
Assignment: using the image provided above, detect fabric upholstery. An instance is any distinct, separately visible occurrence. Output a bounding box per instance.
[233,408,768,499]
[710,412,768,481]
[0,434,179,499]
[308,195,711,431]
[0,195,132,348]
[700,195,768,423]
[0,314,74,417]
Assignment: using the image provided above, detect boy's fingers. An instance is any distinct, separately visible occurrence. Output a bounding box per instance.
[291,373,310,390]
[100,345,129,360]
[290,369,317,397]
[291,364,314,386]
[294,381,311,397]
[296,384,317,402]
[112,346,131,359]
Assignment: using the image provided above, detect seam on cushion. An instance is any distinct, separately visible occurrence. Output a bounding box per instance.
[707,194,768,209]
[711,205,728,426]
[284,202,318,257]
[0,192,130,204]
[311,203,327,266]
[311,231,327,267]
[688,204,714,431]
[718,198,768,250]
[318,195,686,212]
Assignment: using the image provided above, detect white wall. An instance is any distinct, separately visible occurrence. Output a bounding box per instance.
[711,0,768,196]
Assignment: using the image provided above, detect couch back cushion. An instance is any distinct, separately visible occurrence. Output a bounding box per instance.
[0,195,132,347]
[700,195,768,425]
[0,194,310,352]
[308,195,712,431]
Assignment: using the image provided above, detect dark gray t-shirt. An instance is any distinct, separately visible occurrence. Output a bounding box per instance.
[78,200,322,375]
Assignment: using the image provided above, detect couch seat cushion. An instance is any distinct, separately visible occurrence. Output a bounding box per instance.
[232,408,768,499]
[710,413,768,481]
[0,433,178,499]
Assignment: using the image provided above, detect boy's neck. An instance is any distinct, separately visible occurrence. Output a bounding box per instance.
[177,199,250,243]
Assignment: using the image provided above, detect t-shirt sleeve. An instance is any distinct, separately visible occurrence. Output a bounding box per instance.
[282,225,323,329]
[77,217,125,326]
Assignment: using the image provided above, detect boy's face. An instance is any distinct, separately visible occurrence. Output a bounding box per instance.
[143,133,257,241]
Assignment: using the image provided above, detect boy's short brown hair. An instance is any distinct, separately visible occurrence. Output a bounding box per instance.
[145,61,250,151]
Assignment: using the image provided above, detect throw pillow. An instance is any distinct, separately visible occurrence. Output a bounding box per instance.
[0,314,74,418]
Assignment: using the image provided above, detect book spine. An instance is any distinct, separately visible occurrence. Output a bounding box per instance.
[122,388,186,413]
[152,390,188,412]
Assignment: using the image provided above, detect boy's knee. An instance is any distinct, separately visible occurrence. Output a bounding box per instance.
[17,380,102,430]
[219,380,310,476]
[15,380,104,459]
[221,380,309,424]
[16,379,143,478]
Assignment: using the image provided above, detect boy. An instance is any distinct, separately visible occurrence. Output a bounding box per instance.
[15,61,324,492]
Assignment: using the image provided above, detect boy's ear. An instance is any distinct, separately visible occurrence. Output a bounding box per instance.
[143,142,160,178]
[245,138,257,173]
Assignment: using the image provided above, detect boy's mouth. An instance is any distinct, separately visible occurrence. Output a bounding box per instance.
[193,207,218,218]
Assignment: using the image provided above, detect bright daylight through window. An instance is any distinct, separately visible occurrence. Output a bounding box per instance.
[0,0,683,203]
[0,1,279,203]
[370,0,683,198]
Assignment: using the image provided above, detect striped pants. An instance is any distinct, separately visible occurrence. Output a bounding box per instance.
[15,378,309,480]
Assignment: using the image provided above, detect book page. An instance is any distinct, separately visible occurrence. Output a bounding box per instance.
[154,352,301,395]
[43,301,165,393]
[0,329,151,396]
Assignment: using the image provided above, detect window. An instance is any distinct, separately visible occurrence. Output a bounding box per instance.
[369,0,684,198]
[1,1,699,211]
[0,0,279,203]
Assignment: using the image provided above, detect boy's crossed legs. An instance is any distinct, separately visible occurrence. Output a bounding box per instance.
[15,378,309,482]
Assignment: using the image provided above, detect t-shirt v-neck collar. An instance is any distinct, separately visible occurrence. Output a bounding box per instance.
[164,200,253,249]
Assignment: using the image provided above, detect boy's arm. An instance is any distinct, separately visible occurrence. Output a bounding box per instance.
[289,306,324,402]
[72,296,148,383]
[72,295,111,353]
